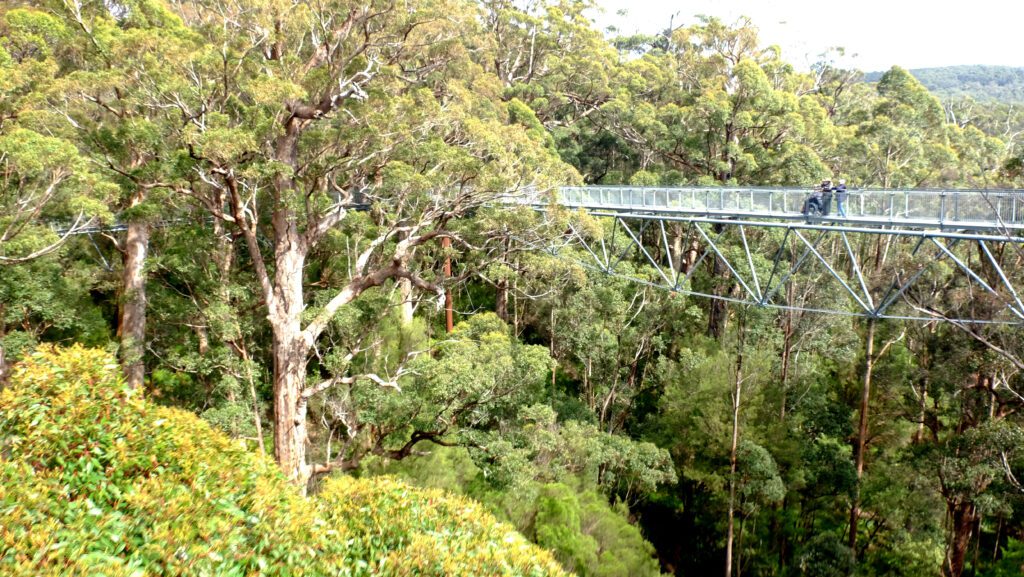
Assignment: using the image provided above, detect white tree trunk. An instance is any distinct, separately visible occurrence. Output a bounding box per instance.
[120,194,150,390]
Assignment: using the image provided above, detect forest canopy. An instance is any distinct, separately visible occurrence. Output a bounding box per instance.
[864,65,1024,102]
[2,1,1024,577]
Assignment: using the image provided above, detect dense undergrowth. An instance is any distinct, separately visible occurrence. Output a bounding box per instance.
[0,346,569,576]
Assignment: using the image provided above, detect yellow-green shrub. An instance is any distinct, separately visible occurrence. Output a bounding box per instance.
[0,346,569,577]
[0,345,328,576]
[319,476,567,576]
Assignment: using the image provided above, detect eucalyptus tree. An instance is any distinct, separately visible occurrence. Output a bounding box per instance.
[85,0,571,485]
[908,327,1024,577]
[856,67,952,188]
[0,7,114,263]
[897,244,1024,576]
[943,123,1006,188]
[600,17,827,186]
[33,0,205,390]
[477,0,617,161]
[0,6,115,382]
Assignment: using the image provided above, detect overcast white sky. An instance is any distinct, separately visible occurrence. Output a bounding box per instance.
[589,0,1024,72]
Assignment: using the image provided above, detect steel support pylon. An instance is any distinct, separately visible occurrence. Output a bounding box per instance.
[556,213,1024,325]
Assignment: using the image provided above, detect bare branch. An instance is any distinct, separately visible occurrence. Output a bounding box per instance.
[1002,451,1024,494]
[0,212,93,265]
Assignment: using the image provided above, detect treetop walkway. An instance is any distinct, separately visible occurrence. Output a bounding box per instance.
[39,184,1024,324]
[513,186,1024,235]
[511,185,1024,324]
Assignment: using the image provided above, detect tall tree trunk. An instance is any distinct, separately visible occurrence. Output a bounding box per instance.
[914,375,929,444]
[0,303,7,386]
[708,258,728,339]
[272,330,311,485]
[496,236,510,322]
[779,283,795,420]
[726,327,746,577]
[442,236,453,333]
[671,224,684,272]
[736,514,745,577]
[269,237,311,485]
[398,228,414,325]
[239,340,266,458]
[947,501,977,577]
[398,277,415,325]
[850,318,877,557]
[119,194,150,390]
[495,278,508,321]
[550,307,557,392]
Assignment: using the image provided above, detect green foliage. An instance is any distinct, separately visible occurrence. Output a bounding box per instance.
[533,483,663,577]
[0,250,110,360]
[982,538,1024,577]
[319,475,567,576]
[0,346,569,576]
[2,2,1024,576]
[734,440,785,515]
[0,345,319,576]
[796,533,856,577]
[373,446,665,577]
[468,403,676,495]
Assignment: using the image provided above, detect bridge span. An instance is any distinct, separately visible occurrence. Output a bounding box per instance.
[42,185,1024,325]
[517,186,1024,325]
[518,186,1024,233]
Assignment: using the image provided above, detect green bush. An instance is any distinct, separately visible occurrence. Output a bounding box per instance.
[982,538,1024,577]
[319,476,567,576]
[0,345,569,577]
[369,446,666,577]
[533,483,663,577]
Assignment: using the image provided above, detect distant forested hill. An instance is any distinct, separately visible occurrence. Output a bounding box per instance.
[864,65,1024,101]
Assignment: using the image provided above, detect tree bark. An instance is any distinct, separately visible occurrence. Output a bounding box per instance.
[495,278,508,321]
[947,501,977,577]
[850,318,876,556]
[0,303,7,386]
[671,224,684,272]
[119,192,150,390]
[398,228,414,325]
[272,330,311,485]
[726,328,746,577]
[707,258,728,339]
[779,283,794,420]
[398,277,415,325]
[495,235,511,322]
[914,375,929,445]
[269,232,312,485]
[442,236,453,333]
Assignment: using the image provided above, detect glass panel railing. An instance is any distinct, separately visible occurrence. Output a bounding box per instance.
[553,187,1024,227]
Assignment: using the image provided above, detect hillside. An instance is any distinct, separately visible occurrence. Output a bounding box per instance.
[864,65,1024,101]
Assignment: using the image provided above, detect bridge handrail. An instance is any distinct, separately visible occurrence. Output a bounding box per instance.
[502,186,1024,230]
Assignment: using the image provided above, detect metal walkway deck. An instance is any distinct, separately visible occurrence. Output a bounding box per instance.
[514,186,1024,234]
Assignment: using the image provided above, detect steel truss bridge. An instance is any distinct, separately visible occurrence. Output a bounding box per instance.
[512,186,1024,325]
[43,185,1024,325]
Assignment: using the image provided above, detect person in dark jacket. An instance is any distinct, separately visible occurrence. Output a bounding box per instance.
[803,179,830,217]
[834,179,848,217]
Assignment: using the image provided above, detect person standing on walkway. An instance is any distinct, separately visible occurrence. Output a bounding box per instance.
[834,179,848,218]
